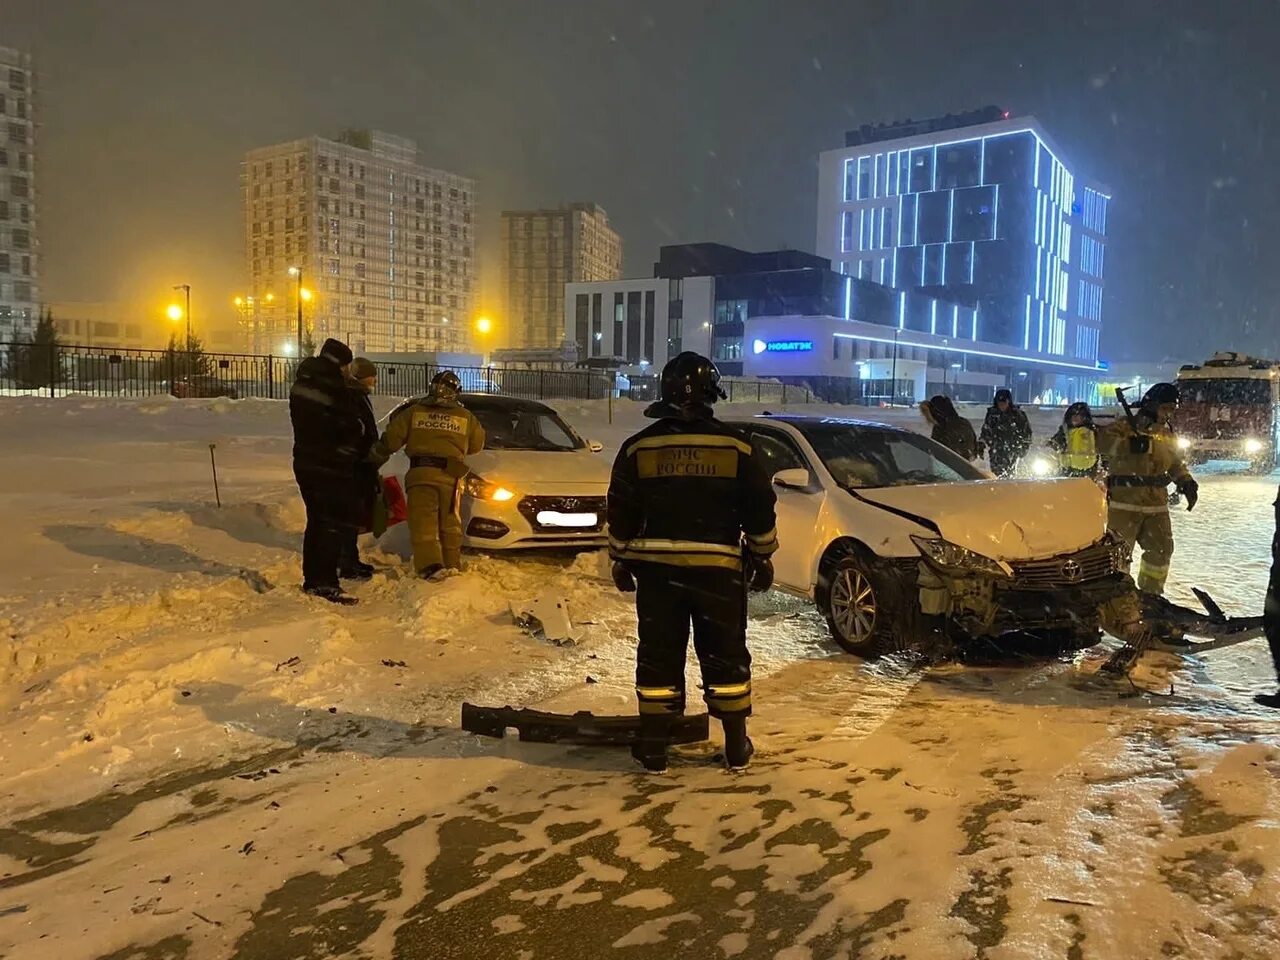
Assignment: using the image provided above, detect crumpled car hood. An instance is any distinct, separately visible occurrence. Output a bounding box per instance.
[856,477,1107,561]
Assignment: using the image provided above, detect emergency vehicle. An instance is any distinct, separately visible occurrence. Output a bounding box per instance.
[1175,352,1280,473]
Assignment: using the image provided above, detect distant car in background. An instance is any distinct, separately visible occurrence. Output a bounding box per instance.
[171,376,239,399]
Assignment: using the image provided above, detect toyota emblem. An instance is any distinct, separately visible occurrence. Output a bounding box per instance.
[1061,559,1083,582]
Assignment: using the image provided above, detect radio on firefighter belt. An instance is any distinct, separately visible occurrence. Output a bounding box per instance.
[1115,385,1152,454]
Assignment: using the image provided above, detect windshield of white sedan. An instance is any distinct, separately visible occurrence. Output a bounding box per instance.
[471,407,583,451]
[800,425,984,488]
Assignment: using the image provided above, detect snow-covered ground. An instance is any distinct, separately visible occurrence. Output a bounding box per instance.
[1,395,1277,959]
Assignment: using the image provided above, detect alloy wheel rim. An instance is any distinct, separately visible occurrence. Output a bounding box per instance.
[831,567,876,644]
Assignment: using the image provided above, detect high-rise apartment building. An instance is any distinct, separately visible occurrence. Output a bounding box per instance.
[501,203,622,349]
[0,46,38,340]
[817,108,1109,367]
[242,130,475,355]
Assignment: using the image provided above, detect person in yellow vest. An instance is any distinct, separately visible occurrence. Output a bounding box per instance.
[1097,383,1198,596]
[1048,402,1099,478]
[369,371,485,580]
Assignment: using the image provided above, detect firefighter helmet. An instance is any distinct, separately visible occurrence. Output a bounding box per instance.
[429,369,463,402]
[659,352,728,408]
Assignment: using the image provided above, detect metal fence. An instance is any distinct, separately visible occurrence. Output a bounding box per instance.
[0,342,817,405]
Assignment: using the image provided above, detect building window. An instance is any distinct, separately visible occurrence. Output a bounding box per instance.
[909,147,934,193]
[591,293,603,357]
[856,156,871,200]
[0,253,8,273]
[575,293,590,358]
[643,290,656,362]
[613,293,624,355]
[937,142,982,189]
[10,229,29,249]
[951,185,997,242]
[841,211,855,253]
[327,259,340,275]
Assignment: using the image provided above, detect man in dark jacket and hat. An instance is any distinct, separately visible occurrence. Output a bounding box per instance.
[920,395,978,460]
[289,338,367,604]
[979,388,1033,477]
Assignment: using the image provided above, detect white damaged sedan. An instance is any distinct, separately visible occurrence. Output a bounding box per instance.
[727,414,1130,656]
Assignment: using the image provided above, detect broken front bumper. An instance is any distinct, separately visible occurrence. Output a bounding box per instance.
[920,560,1131,636]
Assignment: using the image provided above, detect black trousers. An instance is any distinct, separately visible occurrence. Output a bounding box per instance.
[295,466,360,590]
[1266,559,1280,683]
[634,565,751,718]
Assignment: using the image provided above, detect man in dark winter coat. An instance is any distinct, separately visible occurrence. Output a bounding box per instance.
[289,338,367,604]
[920,395,978,460]
[979,388,1033,477]
[339,357,380,580]
[1256,485,1280,709]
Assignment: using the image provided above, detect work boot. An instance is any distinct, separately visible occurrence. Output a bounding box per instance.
[339,562,374,581]
[630,715,671,773]
[1254,691,1280,709]
[420,564,447,582]
[721,716,754,770]
[303,584,358,606]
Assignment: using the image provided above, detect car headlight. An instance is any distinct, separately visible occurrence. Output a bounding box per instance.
[464,474,516,502]
[910,535,1008,577]
[1245,438,1264,455]
[1176,436,1191,450]
[1030,456,1053,477]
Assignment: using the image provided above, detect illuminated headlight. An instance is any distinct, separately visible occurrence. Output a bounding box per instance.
[911,535,1008,577]
[1030,456,1053,477]
[463,474,516,502]
[1176,436,1191,450]
[1245,438,1264,455]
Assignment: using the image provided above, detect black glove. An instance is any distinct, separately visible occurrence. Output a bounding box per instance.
[611,561,636,593]
[1178,476,1199,512]
[746,555,774,593]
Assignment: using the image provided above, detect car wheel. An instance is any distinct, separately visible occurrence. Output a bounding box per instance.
[818,553,900,658]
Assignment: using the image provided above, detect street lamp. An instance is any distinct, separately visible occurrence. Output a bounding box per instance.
[288,266,304,357]
[475,315,493,335]
[172,284,191,345]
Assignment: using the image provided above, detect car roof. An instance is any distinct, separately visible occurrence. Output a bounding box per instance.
[459,393,555,414]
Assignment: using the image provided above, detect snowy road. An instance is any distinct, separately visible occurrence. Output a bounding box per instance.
[1,397,1277,959]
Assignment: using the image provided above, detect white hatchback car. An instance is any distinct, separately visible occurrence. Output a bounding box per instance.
[457,395,611,549]
[727,414,1129,656]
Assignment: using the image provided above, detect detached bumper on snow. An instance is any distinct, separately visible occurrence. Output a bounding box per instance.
[461,703,710,746]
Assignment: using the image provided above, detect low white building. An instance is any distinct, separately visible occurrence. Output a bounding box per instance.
[564,276,713,371]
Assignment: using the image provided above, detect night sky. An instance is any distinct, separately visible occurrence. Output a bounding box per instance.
[6,0,1279,361]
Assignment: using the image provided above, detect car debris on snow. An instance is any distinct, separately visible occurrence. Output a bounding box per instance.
[510,595,583,645]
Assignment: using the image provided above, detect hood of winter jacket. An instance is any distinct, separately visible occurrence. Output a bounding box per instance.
[1062,402,1095,428]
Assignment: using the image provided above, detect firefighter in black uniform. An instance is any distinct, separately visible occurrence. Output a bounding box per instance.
[607,352,778,772]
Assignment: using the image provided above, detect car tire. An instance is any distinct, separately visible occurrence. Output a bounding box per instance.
[816,551,904,658]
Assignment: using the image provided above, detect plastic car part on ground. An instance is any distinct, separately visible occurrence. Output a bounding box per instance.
[510,595,583,645]
[461,703,710,746]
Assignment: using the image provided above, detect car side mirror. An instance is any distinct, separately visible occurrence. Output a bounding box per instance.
[772,468,812,491]
[588,440,604,453]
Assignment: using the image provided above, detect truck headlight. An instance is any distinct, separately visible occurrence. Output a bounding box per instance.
[1030,456,1053,477]
[1177,436,1191,450]
[910,535,1008,577]
[464,474,516,502]
[1245,438,1264,455]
